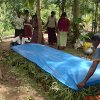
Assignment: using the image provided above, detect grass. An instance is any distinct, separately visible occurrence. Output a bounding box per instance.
[4,47,100,100]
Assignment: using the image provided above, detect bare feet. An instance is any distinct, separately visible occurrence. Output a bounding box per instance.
[77,82,85,88]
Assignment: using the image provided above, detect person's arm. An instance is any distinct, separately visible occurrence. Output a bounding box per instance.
[67,19,70,32]
[57,19,60,34]
[83,61,99,82]
[55,17,57,28]
[77,47,100,88]
[55,17,58,34]
[77,60,99,88]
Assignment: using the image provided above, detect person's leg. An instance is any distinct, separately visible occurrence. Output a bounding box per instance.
[51,28,57,44]
[47,28,50,44]
[77,60,99,88]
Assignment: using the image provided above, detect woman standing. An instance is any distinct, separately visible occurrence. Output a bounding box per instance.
[24,10,32,39]
[31,14,44,44]
[46,11,57,45]
[57,12,70,49]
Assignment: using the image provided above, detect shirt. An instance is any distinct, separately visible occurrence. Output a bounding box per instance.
[93,43,100,61]
[13,16,24,29]
[47,16,56,28]
[58,17,70,32]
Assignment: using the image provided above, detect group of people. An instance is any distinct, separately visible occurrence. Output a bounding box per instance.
[11,10,100,89]
[12,10,41,45]
[12,10,70,49]
[46,11,70,50]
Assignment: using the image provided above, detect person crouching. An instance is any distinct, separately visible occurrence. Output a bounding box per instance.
[11,33,30,46]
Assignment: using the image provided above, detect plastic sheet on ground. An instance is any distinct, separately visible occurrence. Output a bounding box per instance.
[11,43,100,90]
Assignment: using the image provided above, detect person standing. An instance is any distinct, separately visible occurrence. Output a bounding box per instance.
[24,10,32,39]
[46,11,57,45]
[13,11,24,37]
[57,12,70,49]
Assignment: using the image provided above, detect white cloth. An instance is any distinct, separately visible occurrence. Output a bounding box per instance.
[12,36,30,44]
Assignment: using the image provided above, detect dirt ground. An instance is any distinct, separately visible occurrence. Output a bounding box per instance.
[0,39,44,100]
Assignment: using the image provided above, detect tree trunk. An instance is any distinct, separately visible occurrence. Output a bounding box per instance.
[72,0,80,44]
[94,1,98,33]
[36,0,42,43]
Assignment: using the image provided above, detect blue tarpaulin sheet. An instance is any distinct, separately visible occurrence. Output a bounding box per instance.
[11,43,100,90]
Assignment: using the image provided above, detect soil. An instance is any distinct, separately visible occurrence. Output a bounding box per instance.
[0,39,44,100]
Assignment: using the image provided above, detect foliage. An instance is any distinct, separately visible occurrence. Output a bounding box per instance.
[6,51,100,100]
[79,31,95,43]
[0,2,14,39]
[41,4,59,24]
[79,34,90,42]
[0,0,99,43]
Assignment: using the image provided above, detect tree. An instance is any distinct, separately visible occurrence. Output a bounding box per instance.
[71,0,80,43]
[36,0,43,43]
[0,0,99,43]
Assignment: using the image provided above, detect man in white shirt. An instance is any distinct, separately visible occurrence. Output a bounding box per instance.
[46,11,57,45]
[13,11,24,37]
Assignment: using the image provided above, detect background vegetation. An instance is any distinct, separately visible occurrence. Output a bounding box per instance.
[0,0,100,42]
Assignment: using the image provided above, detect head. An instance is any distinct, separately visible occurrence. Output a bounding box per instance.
[61,12,67,18]
[24,10,29,16]
[16,11,21,17]
[91,33,100,48]
[51,11,55,17]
